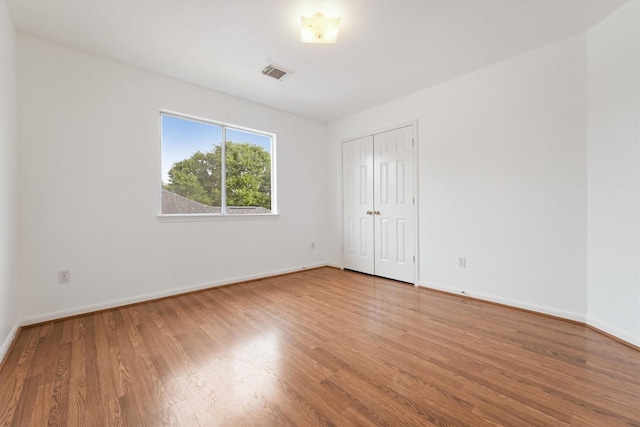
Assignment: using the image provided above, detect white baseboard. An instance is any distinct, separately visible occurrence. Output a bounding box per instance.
[586,316,640,348]
[20,263,331,326]
[0,320,21,365]
[325,262,343,269]
[418,280,587,323]
[15,267,637,351]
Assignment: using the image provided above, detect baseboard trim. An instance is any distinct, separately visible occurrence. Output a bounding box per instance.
[21,263,331,327]
[10,268,639,356]
[418,280,640,351]
[586,317,640,350]
[419,281,586,323]
[0,321,22,371]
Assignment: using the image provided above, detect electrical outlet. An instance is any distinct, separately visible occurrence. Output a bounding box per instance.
[458,257,466,268]
[59,270,70,284]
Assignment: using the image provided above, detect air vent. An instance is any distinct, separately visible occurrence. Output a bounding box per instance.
[261,63,293,81]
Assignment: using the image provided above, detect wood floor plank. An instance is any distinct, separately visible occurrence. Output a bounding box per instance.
[2,267,640,426]
[7,374,40,427]
[66,317,88,426]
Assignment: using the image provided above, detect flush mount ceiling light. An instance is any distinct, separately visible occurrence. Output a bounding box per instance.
[300,13,341,43]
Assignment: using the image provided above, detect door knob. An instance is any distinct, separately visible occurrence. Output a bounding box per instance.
[374,210,381,215]
[366,210,373,215]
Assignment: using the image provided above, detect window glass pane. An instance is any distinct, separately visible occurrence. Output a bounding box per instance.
[160,114,274,216]
[225,128,272,214]
[161,114,223,214]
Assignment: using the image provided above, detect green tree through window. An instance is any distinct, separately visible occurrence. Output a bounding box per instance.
[161,113,274,215]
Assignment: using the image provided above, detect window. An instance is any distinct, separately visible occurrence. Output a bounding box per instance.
[161,112,275,216]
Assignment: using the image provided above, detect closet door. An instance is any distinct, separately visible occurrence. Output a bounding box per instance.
[342,125,416,283]
[342,135,375,275]
[373,126,415,283]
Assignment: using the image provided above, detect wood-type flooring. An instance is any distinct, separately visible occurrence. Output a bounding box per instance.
[1,267,639,426]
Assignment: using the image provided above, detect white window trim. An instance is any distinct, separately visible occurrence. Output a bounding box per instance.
[157,213,280,222]
[158,110,278,220]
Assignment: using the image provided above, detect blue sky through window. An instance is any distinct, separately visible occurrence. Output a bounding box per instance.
[161,114,272,184]
[227,128,272,154]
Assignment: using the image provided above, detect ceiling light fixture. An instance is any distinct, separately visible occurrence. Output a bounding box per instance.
[300,13,341,44]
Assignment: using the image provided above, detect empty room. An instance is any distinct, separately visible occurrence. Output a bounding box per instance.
[1,0,639,425]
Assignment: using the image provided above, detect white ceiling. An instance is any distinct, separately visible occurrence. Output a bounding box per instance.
[6,0,628,123]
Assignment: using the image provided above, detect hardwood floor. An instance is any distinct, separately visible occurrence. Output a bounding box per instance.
[1,267,639,426]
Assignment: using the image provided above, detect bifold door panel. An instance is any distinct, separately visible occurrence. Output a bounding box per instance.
[343,135,375,275]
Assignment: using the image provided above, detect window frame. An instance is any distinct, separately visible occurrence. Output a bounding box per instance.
[158,110,278,221]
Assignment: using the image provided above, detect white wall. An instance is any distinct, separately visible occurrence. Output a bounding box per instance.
[0,0,18,359]
[17,35,329,323]
[328,35,589,321]
[587,0,640,346]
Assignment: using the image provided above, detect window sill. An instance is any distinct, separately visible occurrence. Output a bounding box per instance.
[158,213,280,222]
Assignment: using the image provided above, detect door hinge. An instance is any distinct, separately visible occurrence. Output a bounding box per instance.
[413,196,415,205]
[413,255,416,263]
[412,138,415,147]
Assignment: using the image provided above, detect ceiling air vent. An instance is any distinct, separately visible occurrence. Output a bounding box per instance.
[261,63,293,81]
